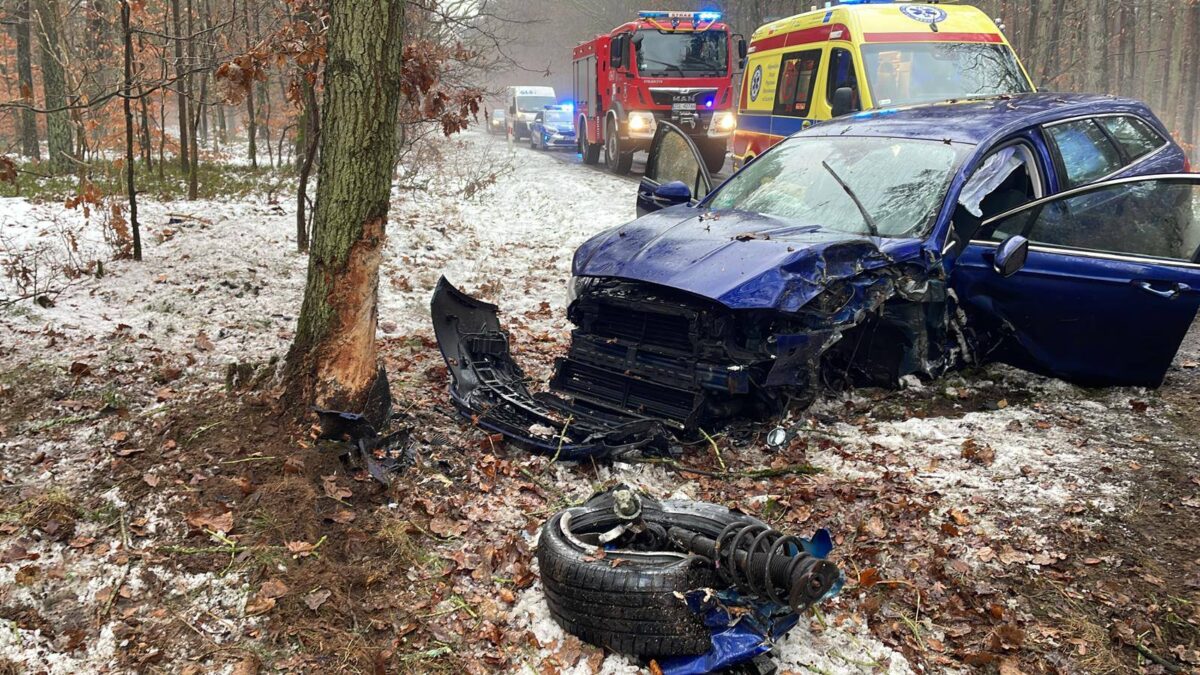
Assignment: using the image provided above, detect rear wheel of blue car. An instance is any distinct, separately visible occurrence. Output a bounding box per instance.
[537,489,764,656]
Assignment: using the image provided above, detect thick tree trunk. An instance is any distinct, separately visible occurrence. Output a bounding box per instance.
[33,0,72,172]
[285,0,406,417]
[14,0,41,160]
[121,0,142,262]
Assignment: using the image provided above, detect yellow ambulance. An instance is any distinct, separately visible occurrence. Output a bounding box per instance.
[732,1,1034,169]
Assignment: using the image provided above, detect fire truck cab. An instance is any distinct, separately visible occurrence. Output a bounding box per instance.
[573,11,746,175]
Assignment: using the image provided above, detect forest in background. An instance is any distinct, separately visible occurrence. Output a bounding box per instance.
[497,0,1200,160]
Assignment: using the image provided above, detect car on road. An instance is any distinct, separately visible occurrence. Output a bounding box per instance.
[433,92,1199,457]
[487,108,505,135]
[529,107,578,151]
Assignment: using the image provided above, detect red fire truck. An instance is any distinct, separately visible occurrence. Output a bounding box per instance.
[572,11,746,175]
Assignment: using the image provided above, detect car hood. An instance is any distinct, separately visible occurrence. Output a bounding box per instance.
[573,206,923,312]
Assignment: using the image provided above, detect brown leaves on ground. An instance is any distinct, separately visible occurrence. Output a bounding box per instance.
[184,509,234,534]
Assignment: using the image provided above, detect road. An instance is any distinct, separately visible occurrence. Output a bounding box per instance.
[484,129,734,184]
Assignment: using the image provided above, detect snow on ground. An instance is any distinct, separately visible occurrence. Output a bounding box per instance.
[1,131,1186,672]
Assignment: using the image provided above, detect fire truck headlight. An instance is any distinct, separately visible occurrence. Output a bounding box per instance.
[627,111,657,138]
[709,111,737,137]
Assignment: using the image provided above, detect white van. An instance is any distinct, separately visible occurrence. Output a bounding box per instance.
[506,86,557,140]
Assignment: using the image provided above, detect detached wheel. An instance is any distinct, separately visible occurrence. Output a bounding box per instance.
[700,138,728,174]
[605,119,634,175]
[536,489,763,656]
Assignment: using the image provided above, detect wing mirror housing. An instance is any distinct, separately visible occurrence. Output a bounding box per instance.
[736,36,748,69]
[993,234,1029,278]
[611,34,626,69]
[831,86,857,118]
[653,181,692,208]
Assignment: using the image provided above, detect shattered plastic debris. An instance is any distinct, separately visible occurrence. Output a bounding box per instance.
[314,409,416,484]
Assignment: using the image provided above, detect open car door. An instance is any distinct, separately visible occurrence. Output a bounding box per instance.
[637,121,713,216]
[954,174,1200,387]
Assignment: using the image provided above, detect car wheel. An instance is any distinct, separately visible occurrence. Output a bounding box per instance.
[605,120,633,175]
[537,488,768,656]
[700,139,728,174]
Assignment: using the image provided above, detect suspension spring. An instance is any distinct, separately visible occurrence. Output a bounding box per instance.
[668,522,840,612]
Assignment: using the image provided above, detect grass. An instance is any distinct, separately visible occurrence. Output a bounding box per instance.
[1,157,291,203]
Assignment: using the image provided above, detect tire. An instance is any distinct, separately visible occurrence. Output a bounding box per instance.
[536,489,763,657]
[700,138,728,174]
[605,119,634,175]
[580,120,601,165]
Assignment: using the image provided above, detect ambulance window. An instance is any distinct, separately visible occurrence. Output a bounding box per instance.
[826,48,859,108]
[1097,116,1166,161]
[1044,119,1124,188]
[774,50,821,117]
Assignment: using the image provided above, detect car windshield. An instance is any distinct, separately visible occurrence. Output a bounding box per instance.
[543,110,572,125]
[860,43,1031,107]
[634,29,727,77]
[517,96,556,112]
[705,136,970,238]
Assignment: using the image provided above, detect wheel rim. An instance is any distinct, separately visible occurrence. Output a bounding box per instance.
[607,134,617,166]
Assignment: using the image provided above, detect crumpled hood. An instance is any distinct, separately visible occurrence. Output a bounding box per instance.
[573,206,920,312]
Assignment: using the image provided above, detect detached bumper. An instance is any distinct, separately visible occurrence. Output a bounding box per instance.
[430,277,669,459]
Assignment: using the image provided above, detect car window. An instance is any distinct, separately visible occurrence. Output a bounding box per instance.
[981,178,1200,261]
[706,135,969,238]
[652,128,708,200]
[826,48,860,109]
[1044,119,1123,188]
[1097,116,1165,160]
[774,50,821,117]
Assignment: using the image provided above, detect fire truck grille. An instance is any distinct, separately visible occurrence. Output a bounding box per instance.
[648,88,717,107]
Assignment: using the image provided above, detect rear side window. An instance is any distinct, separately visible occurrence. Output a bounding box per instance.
[1098,116,1166,160]
[826,48,859,108]
[774,50,821,117]
[1045,119,1123,188]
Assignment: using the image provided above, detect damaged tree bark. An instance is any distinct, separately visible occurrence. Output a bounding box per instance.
[284,0,405,420]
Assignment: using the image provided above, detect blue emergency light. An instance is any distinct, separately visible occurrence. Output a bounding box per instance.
[638,10,723,21]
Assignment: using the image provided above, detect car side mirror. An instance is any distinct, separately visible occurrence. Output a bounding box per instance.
[653,181,692,208]
[831,87,857,118]
[993,234,1029,278]
[737,36,748,69]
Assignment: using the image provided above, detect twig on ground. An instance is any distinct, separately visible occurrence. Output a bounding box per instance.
[1133,643,1183,673]
[699,427,726,471]
[624,456,820,480]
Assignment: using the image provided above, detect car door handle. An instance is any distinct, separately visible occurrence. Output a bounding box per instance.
[1134,280,1191,299]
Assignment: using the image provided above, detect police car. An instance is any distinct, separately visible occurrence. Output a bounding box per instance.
[528,106,578,151]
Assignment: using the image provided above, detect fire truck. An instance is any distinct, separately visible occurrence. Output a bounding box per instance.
[572,11,746,175]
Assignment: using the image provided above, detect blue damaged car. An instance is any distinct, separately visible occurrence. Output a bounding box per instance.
[432,93,1199,457]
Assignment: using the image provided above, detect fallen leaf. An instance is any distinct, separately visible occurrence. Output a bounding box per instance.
[858,567,881,588]
[194,331,214,351]
[286,540,318,558]
[258,579,289,599]
[185,509,234,534]
[329,509,356,524]
[305,588,331,611]
[110,431,129,443]
[245,594,276,615]
[143,473,160,488]
[321,475,353,501]
[429,517,468,537]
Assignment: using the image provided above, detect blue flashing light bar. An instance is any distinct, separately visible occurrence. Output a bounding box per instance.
[638,10,723,21]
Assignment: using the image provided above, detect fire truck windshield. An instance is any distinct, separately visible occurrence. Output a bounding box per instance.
[517,96,557,112]
[860,43,1031,107]
[633,29,728,77]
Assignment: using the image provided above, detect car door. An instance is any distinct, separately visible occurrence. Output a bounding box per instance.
[952,174,1200,387]
[637,121,713,216]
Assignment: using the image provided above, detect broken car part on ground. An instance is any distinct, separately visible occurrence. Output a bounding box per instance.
[536,486,841,673]
[434,95,1200,455]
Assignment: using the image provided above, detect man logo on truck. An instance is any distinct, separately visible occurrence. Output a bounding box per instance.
[749,65,763,102]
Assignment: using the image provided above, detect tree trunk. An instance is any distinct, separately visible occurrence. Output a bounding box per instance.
[243,0,257,168]
[14,0,41,160]
[186,0,199,199]
[33,0,72,173]
[285,0,406,417]
[172,0,190,173]
[121,0,142,262]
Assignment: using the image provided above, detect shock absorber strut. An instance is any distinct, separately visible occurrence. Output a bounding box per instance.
[668,522,840,612]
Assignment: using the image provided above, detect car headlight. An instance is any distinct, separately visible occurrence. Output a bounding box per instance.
[709,111,737,137]
[627,111,657,138]
[567,276,598,307]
